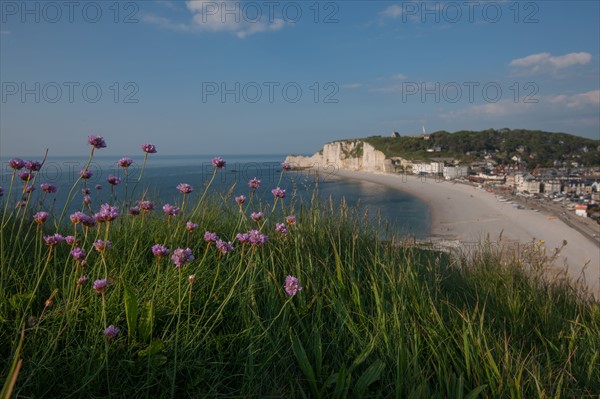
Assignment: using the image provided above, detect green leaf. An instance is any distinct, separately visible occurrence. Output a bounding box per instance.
[8,293,34,312]
[290,330,318,398]
[332,367,350,399]
[465,384,488,399]
[123,282,138,340]
[313,326,323,378]
[138,300,154,342]
[138,339,164,358]
[353,360,385,397]
[349,335,377,373]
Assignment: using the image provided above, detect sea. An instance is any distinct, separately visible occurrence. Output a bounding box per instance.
[0,154,431,238]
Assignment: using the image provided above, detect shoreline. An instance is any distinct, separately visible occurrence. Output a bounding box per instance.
[333,169,600,297]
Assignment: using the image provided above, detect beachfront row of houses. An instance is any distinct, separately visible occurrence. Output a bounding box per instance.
[390,158,600,220]
[392,159,599,194]
[390,159,470,180]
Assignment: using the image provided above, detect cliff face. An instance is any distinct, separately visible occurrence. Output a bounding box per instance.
[285,140,393,172]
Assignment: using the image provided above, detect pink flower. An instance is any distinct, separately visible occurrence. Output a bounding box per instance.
[95,204,119,222]
[152,244,170,258]
[107,175,121,186]
[285,215,296,225]
[40,183,57,193]
[118,158,133,168]
[44,233,64,247]
[70,247,86,262]
[281,162,291,171]
[248,177,261,190]
[251,212,263,222]
[77,275,89,286]
[284,275,302,296]
[104,325,119,339]
[93,279,107,294]
[236,233,249,244]
[141,143,157,154]
[88,135,107,149]
[248,230,268,246]
[177,183,193,194]
[215,240,234,254]
[162,204,180,216]
[235,195,246,205]
[65,236,79,246]
[204,231,219,243]
[70,211,86,224]
[276,223,288,234]
[138,200,154,212]
[79,169,93,179]
[211,157,226,169]
[271,187,286,199]
[93,240,111,252]
[171,248,194,268]
[186,221,198,232]
[33,211,49,224]
[19,171,34,181]
[8,158,25,170]
[81,215,97,228]
[25,160,42,171]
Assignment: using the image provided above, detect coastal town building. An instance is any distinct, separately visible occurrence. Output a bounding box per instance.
[543,180,562,194]
[412,162,443,175]
[516,175,541,194]
[443,166,469,180]
[575,205,588,217]
[474,173,505,183]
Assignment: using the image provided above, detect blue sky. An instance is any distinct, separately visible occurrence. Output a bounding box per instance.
[1,0,599,157]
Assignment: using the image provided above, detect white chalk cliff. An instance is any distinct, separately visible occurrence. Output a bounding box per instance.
[285,140,394,173]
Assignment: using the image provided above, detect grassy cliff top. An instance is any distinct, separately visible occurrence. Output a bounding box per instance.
[335,129,600,166]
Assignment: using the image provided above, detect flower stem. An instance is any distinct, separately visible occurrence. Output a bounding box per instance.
[171,268,183,399]
[129,153,149,206]
[57,147,93,227]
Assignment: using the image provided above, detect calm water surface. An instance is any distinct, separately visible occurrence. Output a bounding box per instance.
[0,155,431,238]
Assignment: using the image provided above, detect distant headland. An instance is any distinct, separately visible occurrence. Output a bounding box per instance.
[285,128,600,175]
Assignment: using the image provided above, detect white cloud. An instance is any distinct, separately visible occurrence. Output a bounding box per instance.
[547,90,599,108]
[441,89,600,121]
[187,0,285,38]
[379,3,444,22]
[142,15,194,32]
[380,5,403,19]
[341,83,363,90]
[392,73,407,80]
[369,84,404,93]
[509,52,592,73]
[144,0,287,38]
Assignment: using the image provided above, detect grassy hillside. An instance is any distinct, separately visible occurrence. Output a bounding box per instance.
[358,129,600,166]
[1,139,599,398]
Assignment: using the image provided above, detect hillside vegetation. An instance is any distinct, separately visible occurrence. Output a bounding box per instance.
[1,137,599,398]
[357,129,600,166]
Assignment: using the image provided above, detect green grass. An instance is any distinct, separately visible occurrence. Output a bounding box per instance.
[1,157,599,398]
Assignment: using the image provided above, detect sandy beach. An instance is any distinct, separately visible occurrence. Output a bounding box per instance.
[335,170,600,297]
